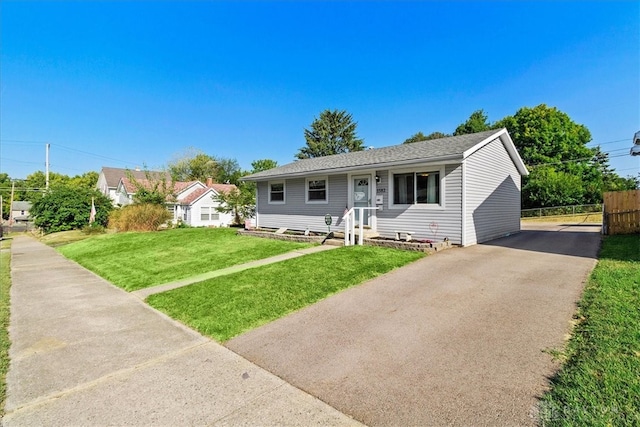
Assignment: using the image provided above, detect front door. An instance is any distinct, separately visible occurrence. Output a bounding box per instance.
[353,176,370,226]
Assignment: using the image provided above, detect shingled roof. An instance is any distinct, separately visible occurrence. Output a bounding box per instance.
[244,129,527,180]
[101,167,170,188]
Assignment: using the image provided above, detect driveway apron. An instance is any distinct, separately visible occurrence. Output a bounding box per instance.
[227,223,601,426]
[3,236,360,426]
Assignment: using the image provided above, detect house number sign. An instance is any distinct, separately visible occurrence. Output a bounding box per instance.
[376,188,386,194]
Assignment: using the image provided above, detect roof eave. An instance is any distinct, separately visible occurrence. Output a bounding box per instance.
[242,154,464,181]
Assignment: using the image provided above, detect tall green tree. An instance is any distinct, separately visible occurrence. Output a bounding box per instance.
[250,159,278,173]
[216,158,243,185]
[403,131,450,144]
[168,148,243,185]
[168,148,218,182]
[495,104,597,208]
[296,109,364,159]
[453,109,494,135]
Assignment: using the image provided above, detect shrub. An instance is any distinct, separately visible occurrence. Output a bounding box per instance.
[108,204,171,232]
[81,224,106,235]
[31,186,112,234]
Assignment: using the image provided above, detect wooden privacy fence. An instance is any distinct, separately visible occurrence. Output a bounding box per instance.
[603,190,640,235]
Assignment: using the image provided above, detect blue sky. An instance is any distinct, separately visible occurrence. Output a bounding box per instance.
[1,1,638,180]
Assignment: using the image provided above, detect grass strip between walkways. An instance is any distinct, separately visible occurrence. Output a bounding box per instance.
[0,241,11,415]
[539,234,640,426]
[58,228,312,291]
[148,245,424,342]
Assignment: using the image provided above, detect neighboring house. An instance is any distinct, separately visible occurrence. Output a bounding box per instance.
[11,201,32,222]
[243,128,529,246]
[116,177,236,227]
[97,167,169,204]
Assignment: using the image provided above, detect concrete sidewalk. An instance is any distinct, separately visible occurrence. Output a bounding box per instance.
[3,237,360,426]
[133,244,337,300]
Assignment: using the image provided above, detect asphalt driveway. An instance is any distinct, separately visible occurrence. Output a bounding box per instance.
[226,223,601,426]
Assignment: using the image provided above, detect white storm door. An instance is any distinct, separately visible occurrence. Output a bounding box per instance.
[353,176,370,226]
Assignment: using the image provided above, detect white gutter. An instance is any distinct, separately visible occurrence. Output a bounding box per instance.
[243,155,464,182]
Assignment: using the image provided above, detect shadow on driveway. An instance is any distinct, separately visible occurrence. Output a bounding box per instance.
[481,223,601,259]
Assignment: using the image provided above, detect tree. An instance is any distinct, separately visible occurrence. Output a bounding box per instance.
[213,184,255,225]
[30,186,112,234]
[495,104,597,208]
[68,171,99,189]
[126,169,175,206]
[216,158,243,185]
[167,148,243,185]
[403,131,450,144]
[453,109,494,135]
[250,159,278,173]
[296,109,364,159]
[168,148,218,182]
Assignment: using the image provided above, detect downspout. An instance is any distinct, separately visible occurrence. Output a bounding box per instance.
[461,160,467,247]
[254,181,260,228]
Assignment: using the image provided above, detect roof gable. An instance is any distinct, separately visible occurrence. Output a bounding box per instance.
[177,183,237,205]
[243,129,525,180]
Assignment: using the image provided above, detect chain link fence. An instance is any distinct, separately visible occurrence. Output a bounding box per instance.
[521,204,602,219]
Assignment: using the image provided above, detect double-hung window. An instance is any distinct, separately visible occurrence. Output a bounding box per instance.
[269,182,285,203]
[306,177,328,203]
[200,207,220,221]
[393,171,440,205]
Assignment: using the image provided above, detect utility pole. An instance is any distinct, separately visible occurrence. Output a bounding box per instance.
[0,195,3,224]
[8,181,15,226]
[46,143,50,190]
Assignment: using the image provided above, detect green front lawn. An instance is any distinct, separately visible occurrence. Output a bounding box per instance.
[148,245,424,342]
[540,234,640,426]
[58,228,312,291]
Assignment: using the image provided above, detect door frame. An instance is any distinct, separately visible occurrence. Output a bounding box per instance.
[348,172,377,230]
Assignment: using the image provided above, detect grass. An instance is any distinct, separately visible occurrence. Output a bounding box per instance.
[522,213,603,223]
[39,229,95,246]
[148,245,424,342]
[58,228,312,291]
[539,234,640,426]
[0,240,11,415]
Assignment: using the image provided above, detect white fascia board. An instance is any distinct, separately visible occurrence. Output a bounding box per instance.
[243,156,463,182]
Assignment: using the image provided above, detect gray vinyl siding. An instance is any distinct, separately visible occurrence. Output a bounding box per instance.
[464,138,521,245]
[375,164,463,244]
[257,175,348,232]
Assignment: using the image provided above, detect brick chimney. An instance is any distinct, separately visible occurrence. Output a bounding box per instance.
[206,177,213,187]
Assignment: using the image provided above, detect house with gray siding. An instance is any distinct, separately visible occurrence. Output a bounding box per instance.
[243,128,528,246]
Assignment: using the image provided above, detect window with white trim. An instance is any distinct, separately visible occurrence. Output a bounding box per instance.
[392,171,440,205]
[268,181,285,203]
[306,177,328,203]
[200,206,220,221]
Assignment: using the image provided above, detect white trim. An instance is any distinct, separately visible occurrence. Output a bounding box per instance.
[348,173,376,230]
[305,175,329,204]
[244,158,464,181]
[268,180,286,204]
[387,165,446,211]
[461,159,467,247]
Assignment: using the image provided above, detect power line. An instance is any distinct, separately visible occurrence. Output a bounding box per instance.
[586,138,630,147]
[0,157,43,165]
[1,139,140,166]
